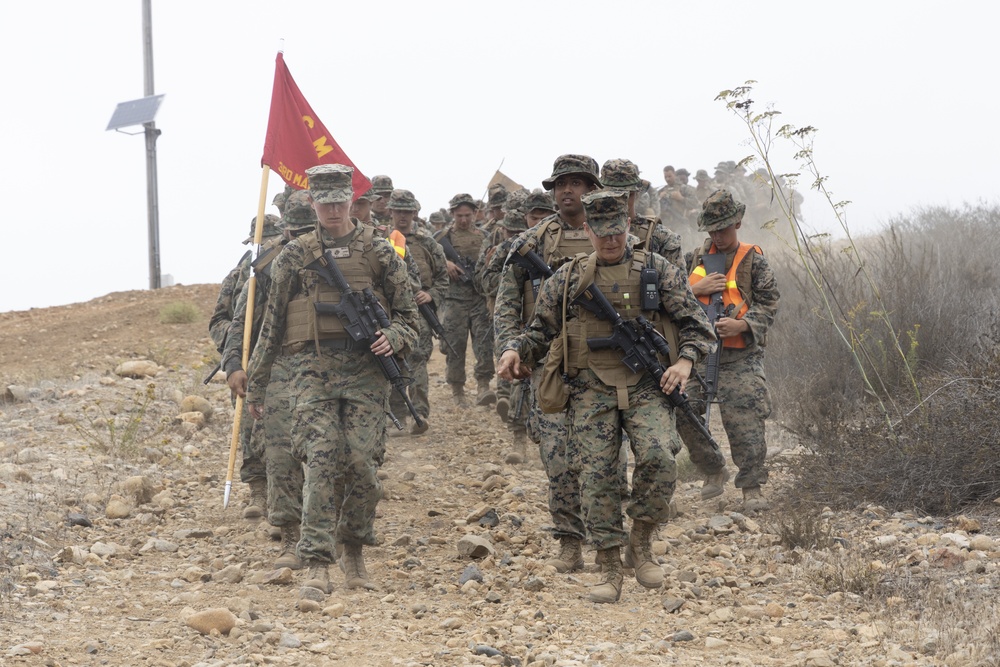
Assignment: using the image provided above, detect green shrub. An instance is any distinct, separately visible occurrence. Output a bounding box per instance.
[160,301,200,324]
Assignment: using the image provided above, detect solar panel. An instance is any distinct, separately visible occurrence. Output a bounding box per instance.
[106,94,165,131]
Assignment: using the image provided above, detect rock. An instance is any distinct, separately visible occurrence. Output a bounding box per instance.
[805,649,836,666]
[3,385,30,403]
[16,447,44,464]
[485,591,502,604]
[969,535,994,552]
[956,515,982,533]
[212,564,244,584]
[105,495,131,519]
[7,641,43,656]
[764,602,785,618]
[56,546,87,565]
[122,476,155,504]
[672,630,695,642]
[705,637,728,649]
[152,491,177,510]
[323,603,347,617]
[459,564,484,585]
[465,504,493,523]
[114,360,159,378]
[299,586,326,602]
[481,475,508,492]
[941,533,971,550]
[297,599,321,613]
[478,509,500,528]
[279,633,302,648]
[262,568,293,585]
[176,412,206,429]
[662,597,685,613]
[439,617,464,630]
[707,515,734,531]
[186,608,237,635]
[67,513,92,527]
[179,395,213,420]
[140,538,179,554]
[90,542,117,558]
[457,535,496,559]
[474,645,503,657]
[874,535,898,547]
[522,577,545,592]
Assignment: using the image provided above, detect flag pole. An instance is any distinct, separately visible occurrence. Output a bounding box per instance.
[224,164,271,509]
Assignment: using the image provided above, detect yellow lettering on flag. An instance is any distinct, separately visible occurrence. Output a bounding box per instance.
[302,115,315,129]
[314,136,334,159]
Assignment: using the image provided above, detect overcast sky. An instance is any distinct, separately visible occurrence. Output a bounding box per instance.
[1,1,997,313]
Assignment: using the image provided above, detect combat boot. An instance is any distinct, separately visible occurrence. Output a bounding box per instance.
[743,486,769,513]
[495,396,510,421]
[504,429,528,465]
[274,525,302,570]
[341,543,376,590]
[701,467,731,500]
[410,418,429,436]
[623,520,664,589]
[242,479,268,520]
[589,547,624,604]
[476,380,497,406]
[450,383,468,407]
[302,559,331,594]
[544,536,585,573]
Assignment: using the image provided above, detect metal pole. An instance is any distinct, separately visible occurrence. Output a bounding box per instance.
[142,0,161,289]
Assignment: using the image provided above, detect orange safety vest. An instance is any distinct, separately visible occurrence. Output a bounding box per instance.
[689,242,759,349]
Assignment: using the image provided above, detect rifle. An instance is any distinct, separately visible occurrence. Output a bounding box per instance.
[572,280,722,451]
[418,302,457,356]
[309,250,425,431]
[699,253,729,425]
[509,377,530,424]
[438,235,475,284]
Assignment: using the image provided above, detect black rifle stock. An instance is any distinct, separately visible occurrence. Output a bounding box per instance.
[309,250,424,430]
[699,253,729,425]
[418,302,457,356]
[438,235,475,284]
[572,281,722,451]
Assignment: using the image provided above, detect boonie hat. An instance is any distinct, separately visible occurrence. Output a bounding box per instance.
[600,158,642,191]
[279,191,318,232]
[388,189,420,211]
[541,154,601,191]
[698,189,746,232]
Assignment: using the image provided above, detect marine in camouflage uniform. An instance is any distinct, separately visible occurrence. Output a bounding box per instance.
[693,169,716,204]
[208,213,281,519]
[494,154,603,572]
[368,175,394,227]
[387,189,449,436]
[246,164,419,594]
[224,191,318,570]
[657,165,701,230]
[498,190,715,603]
[679,189,779,512]
[440,193,495,406]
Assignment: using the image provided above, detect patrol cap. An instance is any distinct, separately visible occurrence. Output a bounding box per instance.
[271,190,287,212]
[600,158,642,191]
[695,169,711,180]
[278,191,318,232]
[449,193,477,211]
[676,168,690,177]
[388,189,420,211]
[500,208,527,232]
[306,164,354,204]
[698,189,746,232]
[502,188,528,214]
[541,154,601,191]
[369,174,394,197]
[244,213,281,244]
[428,211,446,225]
[582,189,629,238]
[487,183,508,209]
[524,188,556,213]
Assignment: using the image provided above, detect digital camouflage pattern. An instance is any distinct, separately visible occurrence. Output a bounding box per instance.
[600,158,642,191]
[698,188,747,232]
[580,190,629,237]
[278,190,319,232]
[244,213,282,244]
[679,239,779,489]
[631,217,684,270]
[505,239,715,549]
[440,224,494,387]
[246,222,418,562]
[542,154,601,190]
[208,255,251,353]
[306,165,353,204]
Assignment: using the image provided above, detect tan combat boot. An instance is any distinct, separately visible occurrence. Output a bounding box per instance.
[476,380,497,406]
[450,383,468,407]
[274,525,302,570]
[504,429,528,465]
[701,467,730,500]
[341,543,376,590]
[544,536,585,573]
[623,520,664,589]
[242,479,268,520]
[589,547,624,603]
[495,396,510,421]
[410,417,429,436]
[743,486,769,512]
[302,559,331,594]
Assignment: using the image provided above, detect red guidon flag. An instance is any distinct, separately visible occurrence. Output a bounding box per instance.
[261,52,370,199]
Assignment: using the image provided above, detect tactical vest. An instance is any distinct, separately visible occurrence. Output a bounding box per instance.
[406,234,435,291]
[564,250,681,409]
[445,226,483,261]
[521,217,595,325]
[630,217,657,250]
[282,226,388,348]
[689,241,761,349]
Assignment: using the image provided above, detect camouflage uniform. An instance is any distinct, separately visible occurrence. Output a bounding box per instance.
[678,190,779,491]
[494,155,604,545]
[693,170,716,204]
[246,166,418,569]
[369,174,394,227]
[387,189,449,427]
[209,214,281,489]
[441,194,495,396]
[657,179,700,229]
[503,191,714,554]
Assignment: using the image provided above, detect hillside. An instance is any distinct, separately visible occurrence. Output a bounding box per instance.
[0,285,996,666]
